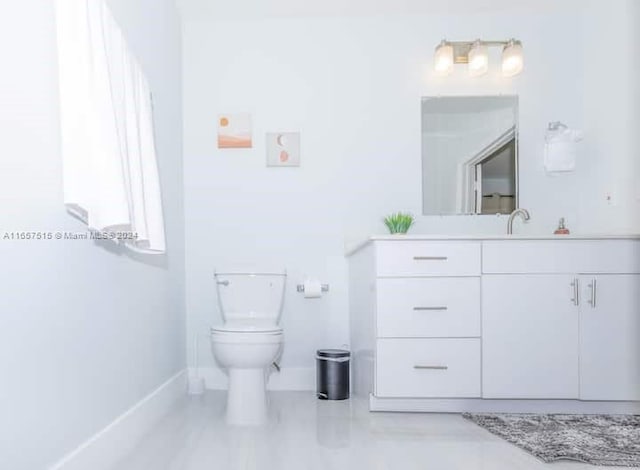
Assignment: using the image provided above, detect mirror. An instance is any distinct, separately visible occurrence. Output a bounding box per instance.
[421,96,518,215]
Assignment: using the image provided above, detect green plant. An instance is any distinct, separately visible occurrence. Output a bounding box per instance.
[383,212,414,234]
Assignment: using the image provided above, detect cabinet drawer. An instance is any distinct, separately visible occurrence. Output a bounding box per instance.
[376,278,480,337]
[483,240,640,274]
[376,241,481,277]
[376,338,481,398]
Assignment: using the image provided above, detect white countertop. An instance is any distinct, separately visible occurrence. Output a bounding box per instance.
[345,233,640,256]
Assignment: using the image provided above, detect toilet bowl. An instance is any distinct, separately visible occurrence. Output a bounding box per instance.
[210,272,286,426]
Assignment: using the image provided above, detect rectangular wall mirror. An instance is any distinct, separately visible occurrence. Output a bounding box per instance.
[421,96,519,215]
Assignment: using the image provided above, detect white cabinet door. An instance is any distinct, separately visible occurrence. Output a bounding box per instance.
[579,274,640,401]
[482,275,580,398]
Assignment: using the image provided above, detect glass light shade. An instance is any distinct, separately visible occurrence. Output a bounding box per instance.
[434,42,454,75]
[468,41,489,77]
[502,40,524,77]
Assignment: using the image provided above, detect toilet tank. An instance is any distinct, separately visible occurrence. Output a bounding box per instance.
[214,272,286,324]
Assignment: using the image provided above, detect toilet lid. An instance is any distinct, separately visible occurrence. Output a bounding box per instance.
[211,319,282,334]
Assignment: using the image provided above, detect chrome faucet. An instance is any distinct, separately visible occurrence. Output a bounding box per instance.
[507,208,531,234]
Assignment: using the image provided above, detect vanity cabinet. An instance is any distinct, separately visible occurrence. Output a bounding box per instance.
[348,236,640,413]
[482,274,580,399]
[579,274,640,401]
[482,241,640,401]
[484,273,640,401]
[369,241,482,399]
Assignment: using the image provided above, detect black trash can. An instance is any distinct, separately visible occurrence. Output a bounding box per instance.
[316,349,350,400]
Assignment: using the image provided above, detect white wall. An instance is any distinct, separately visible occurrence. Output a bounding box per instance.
[0,1,184,468]
[180,4,637,388]
[581,0,640,233]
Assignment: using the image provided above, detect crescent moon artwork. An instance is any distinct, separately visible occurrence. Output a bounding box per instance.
[266,132,300,167]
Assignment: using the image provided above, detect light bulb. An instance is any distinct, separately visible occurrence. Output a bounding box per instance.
[502,40,523,77]
[468,40,488,77]
[434,41,454,75]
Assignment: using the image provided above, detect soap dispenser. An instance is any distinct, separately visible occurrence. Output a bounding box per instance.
[554,218,570,235]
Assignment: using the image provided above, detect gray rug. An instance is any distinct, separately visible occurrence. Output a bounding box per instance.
[463,413,640,467]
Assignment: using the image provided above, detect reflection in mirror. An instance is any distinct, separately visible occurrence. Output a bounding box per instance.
[421,96,518,215]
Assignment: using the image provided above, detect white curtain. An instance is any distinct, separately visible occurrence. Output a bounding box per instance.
[55,0,165,253]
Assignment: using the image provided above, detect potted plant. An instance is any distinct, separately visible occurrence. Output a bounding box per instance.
[383,212,415,234]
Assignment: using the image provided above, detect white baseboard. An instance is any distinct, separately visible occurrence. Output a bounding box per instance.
[193,366,314,391]
[49,369,187,470]
[369,394,640,414]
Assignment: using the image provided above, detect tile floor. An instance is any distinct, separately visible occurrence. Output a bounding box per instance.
[110,391,625,470]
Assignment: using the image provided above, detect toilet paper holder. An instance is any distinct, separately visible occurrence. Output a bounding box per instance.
[296,283,329,293]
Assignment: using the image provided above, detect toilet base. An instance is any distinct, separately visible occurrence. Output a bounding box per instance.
[226,368,268,426]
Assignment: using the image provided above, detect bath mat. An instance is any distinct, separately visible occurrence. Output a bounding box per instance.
[463,413,640,467]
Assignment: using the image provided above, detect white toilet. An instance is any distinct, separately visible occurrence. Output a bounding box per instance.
[210,271,285,426]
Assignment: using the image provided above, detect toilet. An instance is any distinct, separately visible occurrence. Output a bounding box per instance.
[210,271,285,426]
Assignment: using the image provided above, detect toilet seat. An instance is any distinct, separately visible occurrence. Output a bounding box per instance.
[211,319,282,334]
[211,320,283,344]
[211,328,283,345]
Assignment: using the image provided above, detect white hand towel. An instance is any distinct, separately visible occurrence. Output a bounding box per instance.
[544,127,584,174]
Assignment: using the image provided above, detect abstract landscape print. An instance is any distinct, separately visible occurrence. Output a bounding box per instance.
[218,113,252,148]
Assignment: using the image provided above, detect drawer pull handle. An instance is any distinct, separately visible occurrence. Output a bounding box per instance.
[571,278,580,306]
[413,365,448,370]
[587,279,597,308]
[413,256,448,261]
[413,306,448,311]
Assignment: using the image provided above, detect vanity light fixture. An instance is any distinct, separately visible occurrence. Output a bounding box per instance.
[468,40,489,77]
[433,38,523,77]
[434,40,454,75]
[502,39,524,77]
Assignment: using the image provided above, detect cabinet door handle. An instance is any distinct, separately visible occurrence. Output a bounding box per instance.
[588,279,597,308]
[571,278,580,306]
[413,306,448,311]
[413,365,448,370]
[413,256,448,261]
